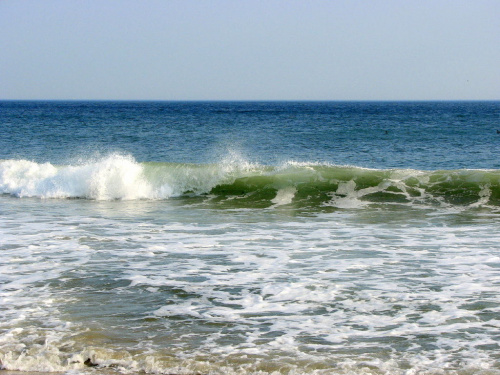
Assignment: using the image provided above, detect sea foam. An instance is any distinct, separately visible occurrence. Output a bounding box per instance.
[0,155,153,200]
[1,155,499,209]
[0,153,259,201]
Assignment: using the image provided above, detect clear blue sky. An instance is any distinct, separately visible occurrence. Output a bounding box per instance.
[1,0,498,100]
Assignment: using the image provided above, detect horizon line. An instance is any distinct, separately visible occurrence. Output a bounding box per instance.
[1,99,499,103]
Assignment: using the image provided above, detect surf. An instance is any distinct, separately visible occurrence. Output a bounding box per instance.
[1,154,499,209]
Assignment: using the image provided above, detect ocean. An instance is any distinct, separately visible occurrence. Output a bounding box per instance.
[1,101,499,375]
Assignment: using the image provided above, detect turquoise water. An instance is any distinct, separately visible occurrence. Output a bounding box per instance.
[1,101,500,374]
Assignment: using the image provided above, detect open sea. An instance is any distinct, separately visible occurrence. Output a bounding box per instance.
[1,101,500,375]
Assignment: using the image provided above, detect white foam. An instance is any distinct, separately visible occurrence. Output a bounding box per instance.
[0,155,153,200]
[0,153,267,201]
[327,180,369,208]
[271,186,297,206]
[2,193,500,374]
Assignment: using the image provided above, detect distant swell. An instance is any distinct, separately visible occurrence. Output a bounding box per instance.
[1,154,499,208]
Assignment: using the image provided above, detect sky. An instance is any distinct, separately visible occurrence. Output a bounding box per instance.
[0,0,499,101]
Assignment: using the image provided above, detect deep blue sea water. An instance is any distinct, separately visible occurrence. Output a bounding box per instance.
[1,101,499,169]
[1,101,500,375]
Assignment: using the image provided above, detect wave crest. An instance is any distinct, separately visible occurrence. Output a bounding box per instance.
[0,155,151,200]
[1,155,499,208]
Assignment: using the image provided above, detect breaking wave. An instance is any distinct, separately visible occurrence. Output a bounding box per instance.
[1,154,499,208]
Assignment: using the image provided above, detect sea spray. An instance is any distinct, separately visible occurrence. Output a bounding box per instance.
[0,154,152,200]
[1,155,500,208]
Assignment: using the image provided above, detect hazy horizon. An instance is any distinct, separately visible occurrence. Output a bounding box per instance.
[2,99,500,103]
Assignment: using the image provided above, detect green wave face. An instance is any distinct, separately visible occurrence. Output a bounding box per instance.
[200,166,500,209]
[142,160,500,209]
[1,156,499,209]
